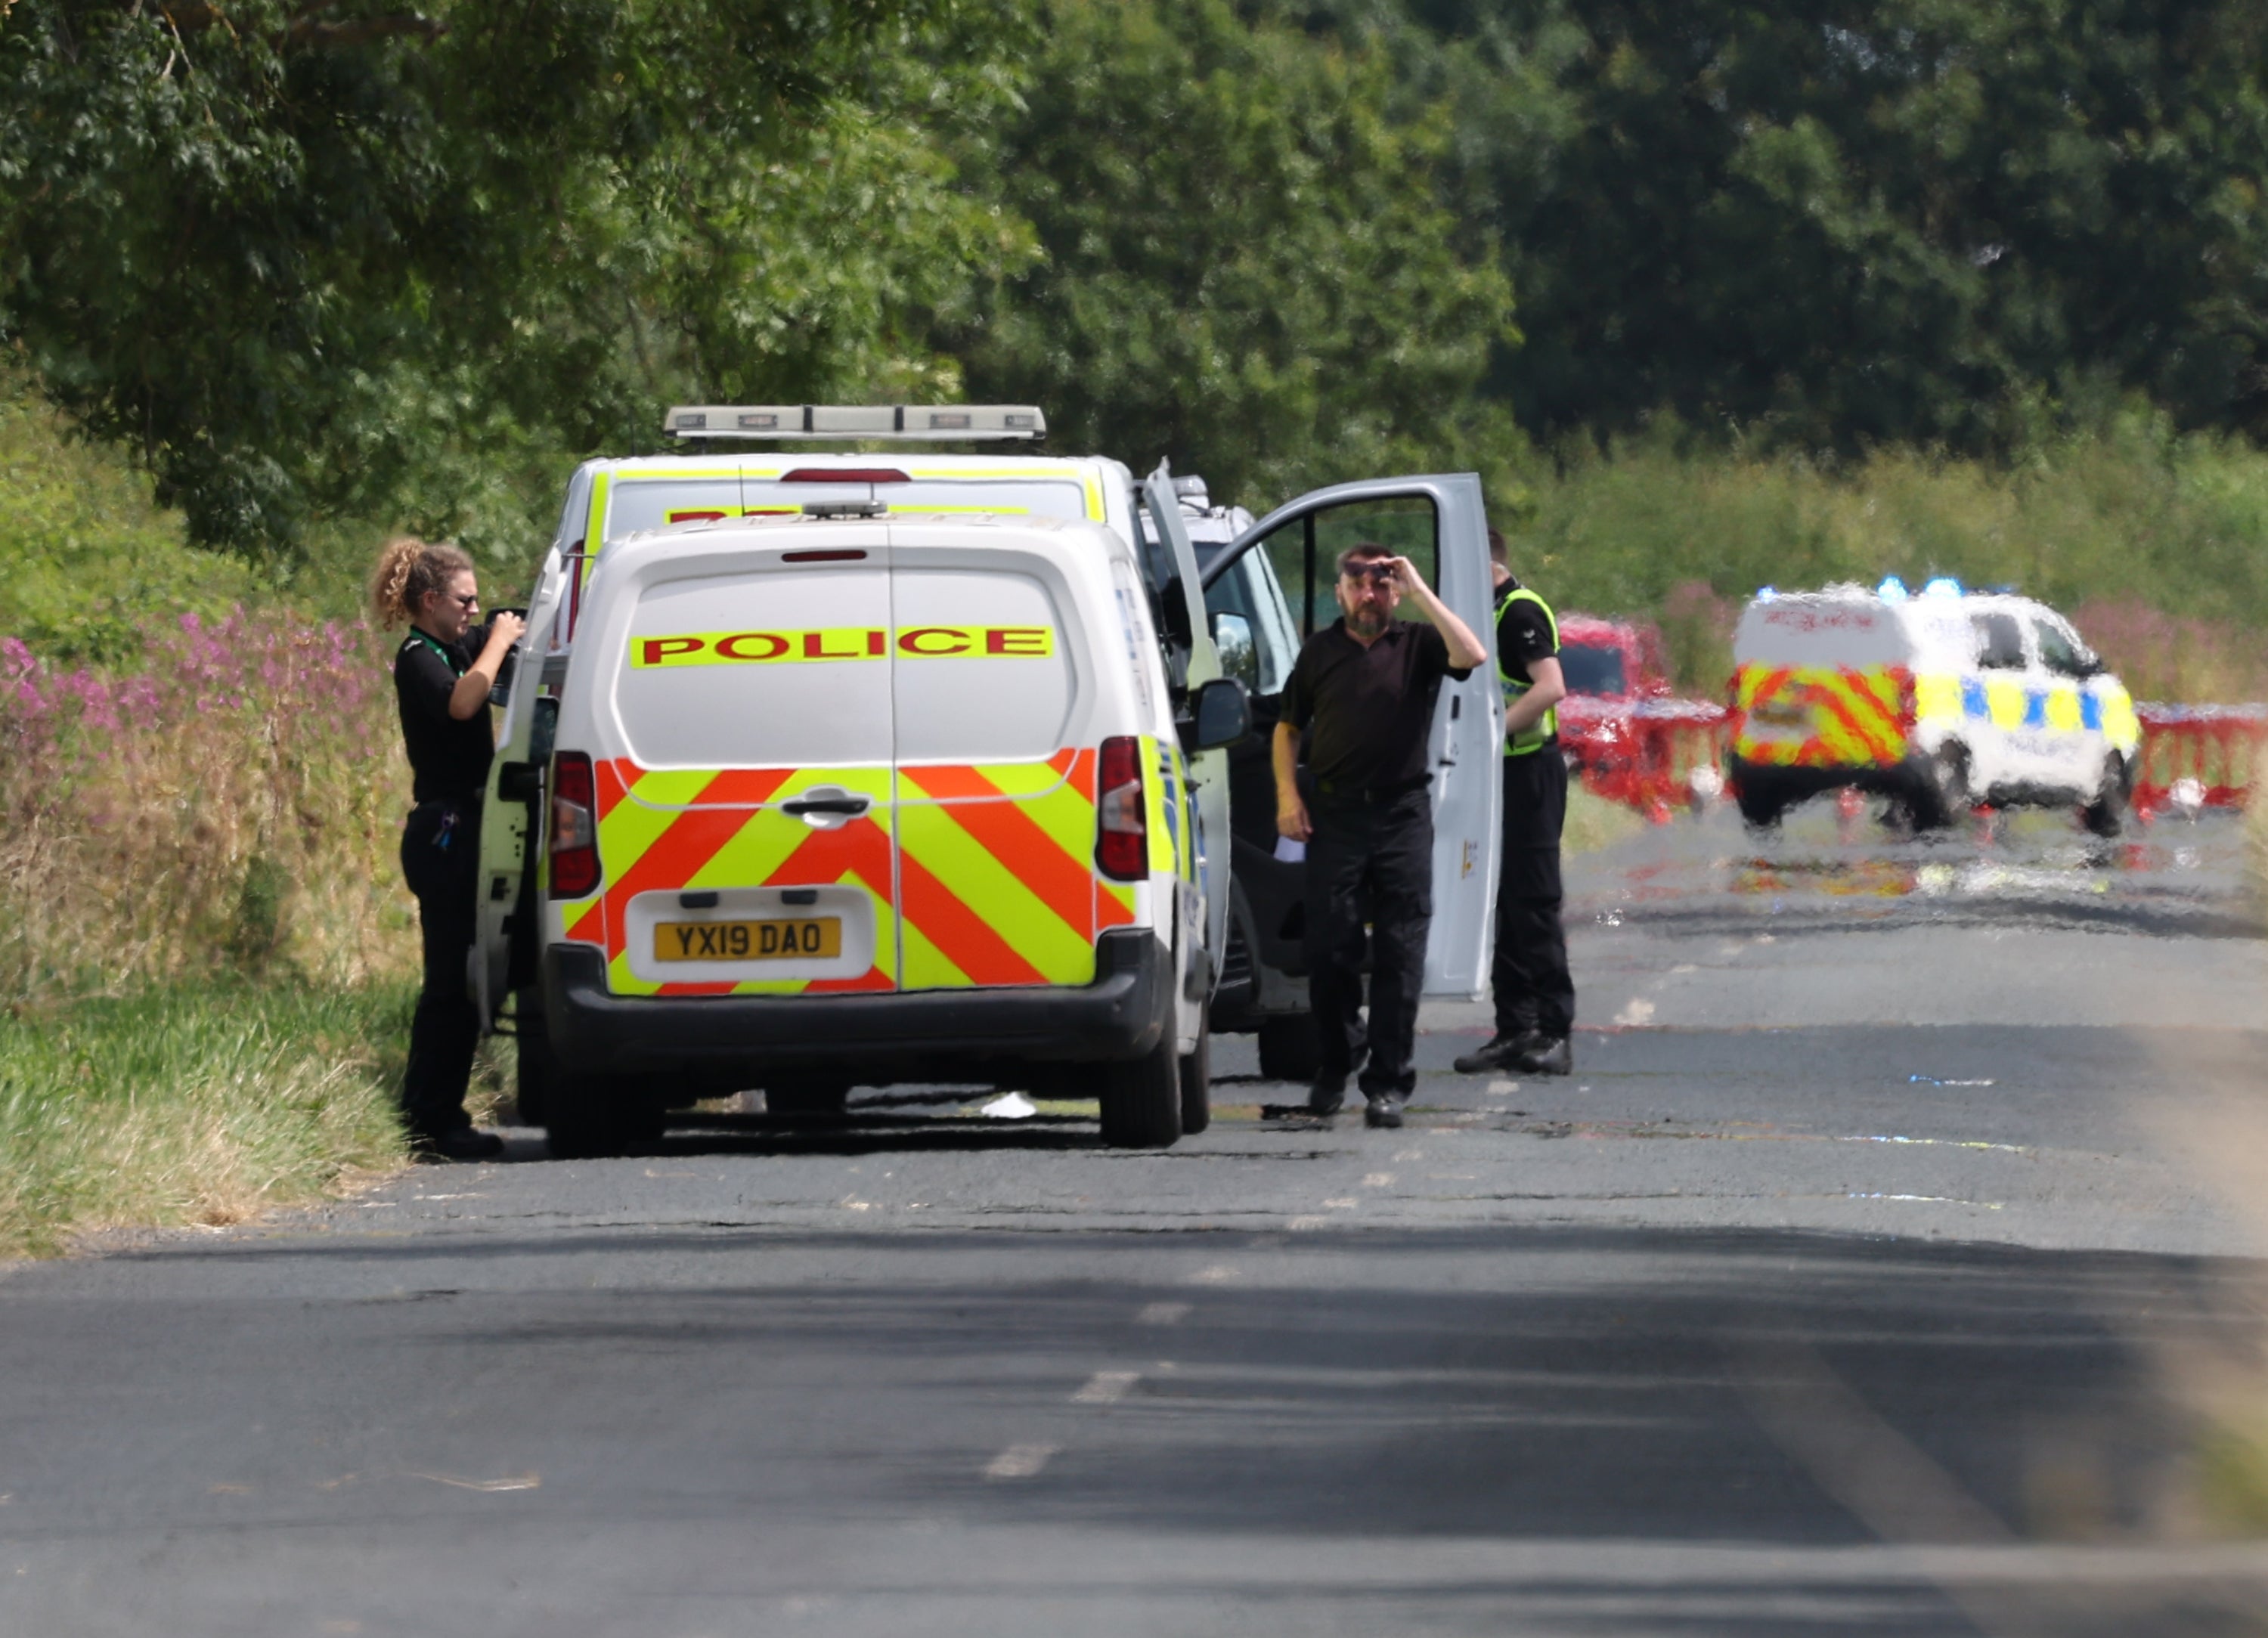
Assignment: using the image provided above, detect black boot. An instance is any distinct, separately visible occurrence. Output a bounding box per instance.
[1452,1032,1541,1075]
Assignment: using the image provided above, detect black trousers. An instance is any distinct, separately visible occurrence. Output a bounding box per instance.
[1304,788,1433,1099]
[400,799,482,1139]
[1493,752,1574,1039]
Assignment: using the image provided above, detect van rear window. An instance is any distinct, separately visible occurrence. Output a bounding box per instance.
[614,567,896,770]
[894,568,1076,763]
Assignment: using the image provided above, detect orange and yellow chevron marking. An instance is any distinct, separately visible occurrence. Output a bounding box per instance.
[572,761,897,996]
[565,746,1135,999]
[897,746,1102,992]
[1732,664,1909,769]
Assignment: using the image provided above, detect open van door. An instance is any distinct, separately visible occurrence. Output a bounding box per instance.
[1199,474,1501,999]
[1139,464,1233,997]
[472,545,571,1031]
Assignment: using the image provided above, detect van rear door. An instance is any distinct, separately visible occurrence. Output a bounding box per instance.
[593,530,900,996]
[1200,475,1502,1000]
[890,537,1111,991]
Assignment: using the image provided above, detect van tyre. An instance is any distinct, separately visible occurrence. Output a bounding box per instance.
[1256,1014,1323,1082]
[1735,778,1785,831]
[2081,755,2131,838]
[1910,744,1969,832]
[1101,1033,1182,1148]
[1179,1008,1212,1136]
[545,1073,665,1160]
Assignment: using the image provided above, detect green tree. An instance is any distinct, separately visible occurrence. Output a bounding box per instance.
[1402,0,2268,454]
[942,0,1522,509]
[0,1,1026,560]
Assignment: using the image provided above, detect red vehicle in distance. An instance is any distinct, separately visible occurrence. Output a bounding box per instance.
[1553,614,1673,773]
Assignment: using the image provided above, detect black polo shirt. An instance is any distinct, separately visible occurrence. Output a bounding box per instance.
[394,625,496,804]
[1280,618,1473,796]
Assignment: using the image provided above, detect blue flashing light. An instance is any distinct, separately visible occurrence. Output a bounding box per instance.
[1921,576,1964,599]
[1876,575,1910,602]
[1756,586,1779,602]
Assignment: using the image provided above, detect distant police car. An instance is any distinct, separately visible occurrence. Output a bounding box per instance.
[1727,578,2140,834]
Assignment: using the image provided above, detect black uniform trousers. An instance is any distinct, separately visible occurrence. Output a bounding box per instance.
[399,798,482,1140]
[1303,785,1433,1101]
[1493,751,1575,1039]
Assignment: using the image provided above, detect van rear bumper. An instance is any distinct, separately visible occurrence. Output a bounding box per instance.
[539,928,1170,1082]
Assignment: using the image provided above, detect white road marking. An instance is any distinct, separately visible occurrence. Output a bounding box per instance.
[1669,963,1698,974]
[1073,1370,1139,1404]
[1486,1078,1520,1094]
[1393,1148,1425,1161]
[407,1471,540,1493]
[1286,1215,1328,1231]
[1323,1198,1359,1210]
[837,1197,872,1212]
[984,1444,1058,1480]
[1188,1265,1237,1283]
[1361,1173,1395,1188]
[1614,998,1657,1026]
[1136,1302,1190,1325]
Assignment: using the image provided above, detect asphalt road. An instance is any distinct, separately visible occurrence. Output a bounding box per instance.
[5,801,2267,1636]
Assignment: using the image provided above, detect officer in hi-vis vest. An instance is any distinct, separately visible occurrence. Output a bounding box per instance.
[1455,530,1575,1076]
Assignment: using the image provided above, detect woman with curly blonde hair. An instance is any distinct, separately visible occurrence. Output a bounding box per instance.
[370,536,525,1161]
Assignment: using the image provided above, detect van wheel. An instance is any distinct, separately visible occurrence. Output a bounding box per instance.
[512,989,551,1128]
[1101,1033,1182,1148]
[1179,1008,1212,1136]
[545,1074,664,1160]
[1256,1014,1322,1082]
[1735,780,1785,831]
[2081,756,2130,838]
[1909,745,1969,832]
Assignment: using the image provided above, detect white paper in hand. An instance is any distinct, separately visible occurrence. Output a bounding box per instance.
[1272,837,1306,863]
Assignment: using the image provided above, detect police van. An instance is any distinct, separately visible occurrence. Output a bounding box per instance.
[1727,579,2140,834]
[473,406,1504,1151]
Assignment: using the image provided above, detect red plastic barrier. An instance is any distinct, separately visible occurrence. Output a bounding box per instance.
[2132,703,2266,816]
[1571,698,2266,819]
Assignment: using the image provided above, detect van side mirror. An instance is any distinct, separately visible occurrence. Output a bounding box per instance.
[1180,676,1251,753]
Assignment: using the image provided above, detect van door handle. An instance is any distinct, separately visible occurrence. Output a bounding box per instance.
[782,795,870,816]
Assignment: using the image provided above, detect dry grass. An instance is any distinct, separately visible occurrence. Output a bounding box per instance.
[0,612,419,1000]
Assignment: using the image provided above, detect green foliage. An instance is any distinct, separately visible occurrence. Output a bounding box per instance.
[1421,0,2268,454]
[1509,409,2268,696]
[0,983,415,1256]
[947,0,1523,503]
[0,0,1023,562]
[0,387,268,664]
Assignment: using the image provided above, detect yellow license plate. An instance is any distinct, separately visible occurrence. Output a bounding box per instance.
[653,917,842,962]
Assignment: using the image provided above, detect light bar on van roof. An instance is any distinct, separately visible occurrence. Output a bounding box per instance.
[663,404,1046,441]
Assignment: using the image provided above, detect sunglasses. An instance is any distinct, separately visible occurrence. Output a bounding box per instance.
[451,592,481,608]
[1341,565,1399,585]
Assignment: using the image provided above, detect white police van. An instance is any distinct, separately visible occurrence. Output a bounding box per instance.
[1727,578,2142,833]
[474,407,1504,1147]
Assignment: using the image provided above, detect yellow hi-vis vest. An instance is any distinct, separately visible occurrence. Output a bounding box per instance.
[1497,583,1559,757]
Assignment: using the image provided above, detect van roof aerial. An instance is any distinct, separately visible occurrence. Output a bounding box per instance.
[663,404,1047,441]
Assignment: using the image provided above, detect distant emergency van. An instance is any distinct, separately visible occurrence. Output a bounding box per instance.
[1727,580,2140,834]
[470,406,1508,1145]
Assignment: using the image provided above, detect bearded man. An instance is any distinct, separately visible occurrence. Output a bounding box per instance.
[1272,543,1488,1129]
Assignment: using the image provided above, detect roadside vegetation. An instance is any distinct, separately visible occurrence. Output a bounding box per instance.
[3,0,2266,1251]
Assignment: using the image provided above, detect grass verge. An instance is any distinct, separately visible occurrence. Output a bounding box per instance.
[0,984,426,1259]
[1565,783,1646,856]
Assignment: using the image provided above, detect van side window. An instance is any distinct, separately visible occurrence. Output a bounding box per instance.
[2033,618,2087,678]
[1201,553,1297,697]
[1247,496,1442,639]
[1972,612,2026,670]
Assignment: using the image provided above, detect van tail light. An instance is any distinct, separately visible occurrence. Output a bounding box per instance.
[1095,735,1148,881]
[548,751,603,899]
